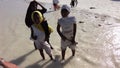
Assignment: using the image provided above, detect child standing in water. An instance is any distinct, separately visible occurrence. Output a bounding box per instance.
[53,0,60,11]
[31,11,54,60]
[57,5,77,60]
[25,0,53,50]
[70,0,78,7]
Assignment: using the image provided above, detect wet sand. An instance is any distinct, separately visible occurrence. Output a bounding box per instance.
[0,0,120,68]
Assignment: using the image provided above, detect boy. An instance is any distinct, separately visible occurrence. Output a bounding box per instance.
[31,11,54,60]
[57,5,77,60]
[70,0,78,7]
[53,0,60,11]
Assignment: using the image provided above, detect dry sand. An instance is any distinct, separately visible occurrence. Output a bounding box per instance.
[0,0,120,68]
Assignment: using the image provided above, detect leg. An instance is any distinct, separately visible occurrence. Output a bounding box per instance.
[61,49,66,60]
[71,49,75,56]
[44,42,54,60]
[46,50,53,60]
[34,42,37,50]
[47,39,53,49]
[71,1,74,7]
[49,55,53,60]
[70,2,72,8]
[61,40,67,60]
[76,0,78,6]
[70,44,76,56]
[73,1,75,7]
[39,49,45,60]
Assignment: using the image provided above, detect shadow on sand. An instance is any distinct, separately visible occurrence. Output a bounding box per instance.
[26,59,51,68]
[45,55,74,68]
[26,55,74,68]
[10,50,36,65]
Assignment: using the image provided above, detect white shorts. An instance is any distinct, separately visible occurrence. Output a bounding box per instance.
[61,40,76,50]
[34,40,51,55]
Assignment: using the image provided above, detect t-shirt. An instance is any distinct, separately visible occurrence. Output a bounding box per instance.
[58,16,76,38]
[31,25,45,42]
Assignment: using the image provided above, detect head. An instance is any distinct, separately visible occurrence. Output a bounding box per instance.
[32,11,44,24]
[29,1,37,11]
[61,5,70,17]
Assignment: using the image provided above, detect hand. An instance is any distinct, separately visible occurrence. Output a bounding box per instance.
[71,39,75,44]
[61,36,67,41]
[32,35,37,40]
[70,38,78,45]
[50,46,54,49]
[45,36,49,41]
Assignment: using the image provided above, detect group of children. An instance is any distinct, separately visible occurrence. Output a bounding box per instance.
[25,0,77,61]
[0,0,77,68]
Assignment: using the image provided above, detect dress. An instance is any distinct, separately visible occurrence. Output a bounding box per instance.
[31,25,51,55]
[58,16,76,50]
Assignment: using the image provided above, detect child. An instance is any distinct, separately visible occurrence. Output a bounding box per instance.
[25,0,53,50]
[57,5,77,60]
[70,0,78,8]
[53,0,60,11]
[31,11,54,60]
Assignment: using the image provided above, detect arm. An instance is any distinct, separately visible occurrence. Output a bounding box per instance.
[36,2,47,13]
[72,23,77,43]
[57,23,67,41]
[25,8,34,28]
[41,21,50,41]
[30,26,37,40]
[30,27,34,39]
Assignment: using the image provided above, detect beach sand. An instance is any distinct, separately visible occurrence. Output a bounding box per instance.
[0,0,120,68]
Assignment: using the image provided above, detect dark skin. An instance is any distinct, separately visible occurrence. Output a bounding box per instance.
[33,13,53,60]
[57,9,77,43]
[25,0,47,50]
[32,12,53,49]
[57,9,77,60]
[70,0,78,7]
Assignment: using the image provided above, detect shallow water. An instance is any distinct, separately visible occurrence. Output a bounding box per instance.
[72,9,120,68]
[45,6,120,68]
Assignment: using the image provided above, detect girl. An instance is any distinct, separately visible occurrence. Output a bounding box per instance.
[31,11,54,60]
